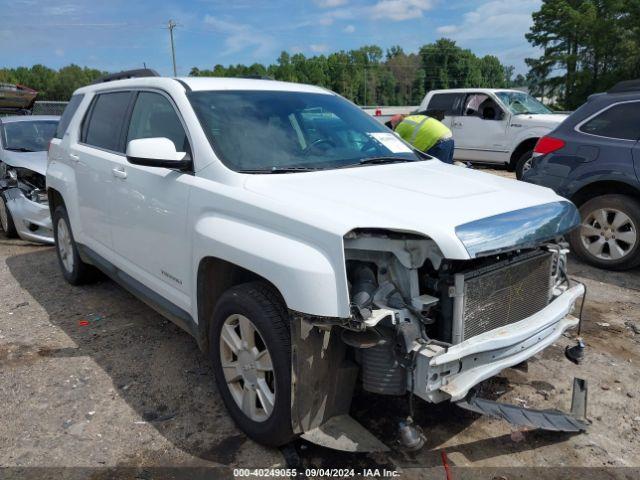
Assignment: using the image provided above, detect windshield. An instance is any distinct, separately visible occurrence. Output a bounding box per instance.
[189,90,421,172]
[495,91,552,115]
[1,120,58,152]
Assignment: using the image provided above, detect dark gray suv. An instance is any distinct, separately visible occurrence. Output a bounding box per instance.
[524,80,640,270]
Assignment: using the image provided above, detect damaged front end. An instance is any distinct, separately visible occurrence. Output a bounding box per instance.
[0,163,53,243]
[291,206,587,450]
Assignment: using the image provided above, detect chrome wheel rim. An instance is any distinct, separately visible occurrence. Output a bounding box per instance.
[220,314,275,422]
[56,218,74,273]
[580,207,637,261]
[0,196,8,232]
[521,156,533,174]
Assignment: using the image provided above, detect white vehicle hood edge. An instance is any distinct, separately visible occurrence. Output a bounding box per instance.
[1,150,48,176]
[242,160,574,260]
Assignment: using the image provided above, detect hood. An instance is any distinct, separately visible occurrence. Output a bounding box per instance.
[516,113,568,127]
[243,160,575,259]
[1,150,48,176]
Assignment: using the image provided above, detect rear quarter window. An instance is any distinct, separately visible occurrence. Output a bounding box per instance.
[426,93,464,116]
[54,94,84,139]
[82,91,132,152]
[578,101,640,141]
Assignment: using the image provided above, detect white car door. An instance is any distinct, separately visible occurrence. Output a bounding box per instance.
[73,91,134,251]
[450,93,510,163]
[108,90,192,311]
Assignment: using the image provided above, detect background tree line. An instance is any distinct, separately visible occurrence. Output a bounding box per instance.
[190,40,522,106]
[0,40,520,105]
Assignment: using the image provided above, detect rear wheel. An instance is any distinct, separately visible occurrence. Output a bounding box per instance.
[209,282,294,447]
[52,205,97,284]
[515,149,534,180]
[570,195,640,270]
[0,193,18,238]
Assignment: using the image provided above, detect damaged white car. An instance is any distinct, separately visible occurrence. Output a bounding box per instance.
[48,71,587,451]
[0,115,58,243]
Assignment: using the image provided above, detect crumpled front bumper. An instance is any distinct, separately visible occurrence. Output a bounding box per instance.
[3,187,53,244]
[414,284,585,402]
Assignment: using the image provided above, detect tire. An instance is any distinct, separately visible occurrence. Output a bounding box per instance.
[0,193,18,238]
[515,149,534,180]
[209,281,294,447]
[569,194,640,271]
[52,205,97,284]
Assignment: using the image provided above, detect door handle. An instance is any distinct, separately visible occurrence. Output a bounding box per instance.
[112,168,127,179]
[69,153,80,162]
[453,121,463,127]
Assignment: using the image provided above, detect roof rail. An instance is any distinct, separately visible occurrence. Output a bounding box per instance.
[92,68,160,84]
[608,79,640,94]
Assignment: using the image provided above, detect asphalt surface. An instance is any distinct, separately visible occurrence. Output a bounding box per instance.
[1,169,639,478]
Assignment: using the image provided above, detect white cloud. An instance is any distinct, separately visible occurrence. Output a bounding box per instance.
[317,7,354,26]
[310,43,329,53]
[436,25,458,34]
[54,48,65,56]
[435,0,541,41]
[203,16,275,58]
[370,0,434,21]
[314,0,348,7]
[343,24,355,33]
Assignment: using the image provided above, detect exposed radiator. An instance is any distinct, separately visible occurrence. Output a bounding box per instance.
[452,251,553,343]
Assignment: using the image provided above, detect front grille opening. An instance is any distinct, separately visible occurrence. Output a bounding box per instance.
[424,250,554,344]
[460,251,553,342]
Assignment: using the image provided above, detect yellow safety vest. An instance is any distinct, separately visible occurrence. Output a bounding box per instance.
[394,115,452,152]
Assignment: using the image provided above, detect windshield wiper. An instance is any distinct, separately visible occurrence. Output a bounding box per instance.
[330,156,418,170]
[5,147,36,152]
[238,166,322,174]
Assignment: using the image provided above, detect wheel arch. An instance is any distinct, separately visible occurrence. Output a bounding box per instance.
[195,256,286,354]
[509,137,539,171]
[570,181,640,207]
[47,187,65,215]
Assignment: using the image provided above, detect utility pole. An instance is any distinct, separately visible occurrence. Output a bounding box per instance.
[168,19,177,77]
[363,65,367,107]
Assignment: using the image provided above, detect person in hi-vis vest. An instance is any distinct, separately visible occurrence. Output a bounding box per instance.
[389,114,455,164]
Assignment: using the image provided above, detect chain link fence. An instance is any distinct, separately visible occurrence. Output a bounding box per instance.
[31,101,69,116]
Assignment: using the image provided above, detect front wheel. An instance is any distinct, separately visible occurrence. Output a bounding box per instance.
[569,194,640,270]
[515,149,534,180]
[52,205,98,284]
[210,282,294,447]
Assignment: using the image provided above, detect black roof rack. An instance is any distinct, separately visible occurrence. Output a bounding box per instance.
[92,68,160,84]
[608,79,640,94]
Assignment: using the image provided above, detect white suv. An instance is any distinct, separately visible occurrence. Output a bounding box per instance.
[48,71,587,449]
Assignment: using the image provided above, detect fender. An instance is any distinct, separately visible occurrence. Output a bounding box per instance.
[509,126,551,154]
[191,214,351,318]
[46,158,83,239]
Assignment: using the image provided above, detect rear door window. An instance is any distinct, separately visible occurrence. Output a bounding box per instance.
[426,93,464,116]
[55,94,84,139]
[579,102,640,140]
[83,91,132,152]
[126,91,190,153]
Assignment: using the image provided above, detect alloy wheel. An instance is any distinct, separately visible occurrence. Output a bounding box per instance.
[219,314,275,422]
[580,207,637,261]
[56,218,75,273]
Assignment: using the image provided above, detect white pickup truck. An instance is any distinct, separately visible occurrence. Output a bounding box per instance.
[416,89,568,178]
[48,72,587,451]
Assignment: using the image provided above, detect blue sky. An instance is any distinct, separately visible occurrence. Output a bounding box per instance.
[1,0,541,75]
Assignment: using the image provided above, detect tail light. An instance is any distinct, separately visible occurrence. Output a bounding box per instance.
[534,136,565,156]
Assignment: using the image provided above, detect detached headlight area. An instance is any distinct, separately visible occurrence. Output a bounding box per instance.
[1,167,53,244]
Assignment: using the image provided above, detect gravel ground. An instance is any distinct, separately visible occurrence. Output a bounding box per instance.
[1,168,639,478]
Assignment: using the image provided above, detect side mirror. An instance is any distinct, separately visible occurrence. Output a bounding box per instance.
[126,137,192,171]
